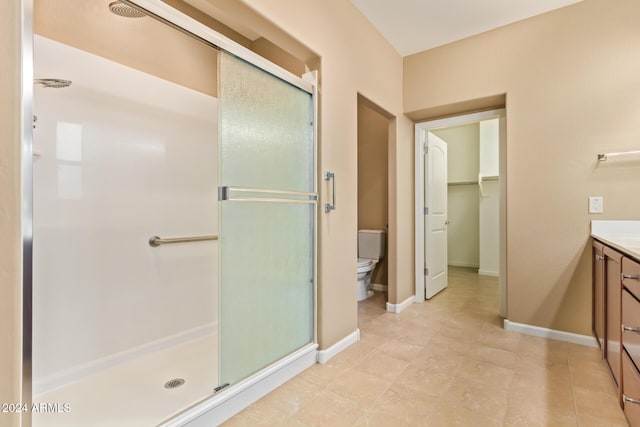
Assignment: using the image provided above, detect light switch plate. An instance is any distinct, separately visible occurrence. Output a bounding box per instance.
[589,196,604,214]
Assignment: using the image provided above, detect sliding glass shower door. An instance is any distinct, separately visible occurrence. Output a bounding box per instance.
[218,52,316,386]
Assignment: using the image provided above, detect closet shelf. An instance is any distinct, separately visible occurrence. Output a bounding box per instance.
[448,181,477,186]
[448,176,499,187]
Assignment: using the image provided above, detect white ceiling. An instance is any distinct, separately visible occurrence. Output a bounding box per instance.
[351,0,584,56]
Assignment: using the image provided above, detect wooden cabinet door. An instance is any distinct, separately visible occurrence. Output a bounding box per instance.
[593,240,605,355]
[605,245,623,401]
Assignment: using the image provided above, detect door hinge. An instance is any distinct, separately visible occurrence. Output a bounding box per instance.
[424,267,429,276]
[424,145,428,154]
[424,207,428,215]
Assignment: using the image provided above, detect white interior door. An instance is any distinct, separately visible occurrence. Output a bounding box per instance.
[424,131,448,299]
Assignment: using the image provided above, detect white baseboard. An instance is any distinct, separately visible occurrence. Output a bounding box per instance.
[478,270,499,277]
[504,320,597,348]
[316,329,360,364]
[164,343,318,427]
[386,295,414,314]
[34,322,217,396]
[448,261,480,269]
[371,283,388,292]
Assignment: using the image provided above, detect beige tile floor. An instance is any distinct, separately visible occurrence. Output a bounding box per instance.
[224,267,628,426]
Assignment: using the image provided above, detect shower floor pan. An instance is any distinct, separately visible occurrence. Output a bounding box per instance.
[32,333,217,427]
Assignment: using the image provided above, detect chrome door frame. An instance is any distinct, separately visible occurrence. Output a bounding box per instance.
[20,0,318,425]
[20,1,35,426]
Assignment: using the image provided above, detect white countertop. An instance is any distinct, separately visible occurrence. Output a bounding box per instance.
[592,220,640,261]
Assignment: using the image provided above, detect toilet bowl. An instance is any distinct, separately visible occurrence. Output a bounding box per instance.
[357,258,378,301]
[356,229,385,302]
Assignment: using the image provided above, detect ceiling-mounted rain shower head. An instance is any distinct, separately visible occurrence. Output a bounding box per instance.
[34,79,72,89]
[108,1,146,18]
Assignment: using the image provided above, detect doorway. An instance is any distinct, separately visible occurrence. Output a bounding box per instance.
[357,95,390,315]
[414,109,506,317]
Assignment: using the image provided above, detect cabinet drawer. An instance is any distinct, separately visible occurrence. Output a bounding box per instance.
[624,290,640,369]
[623,257,640,300]
[623,351,640,425]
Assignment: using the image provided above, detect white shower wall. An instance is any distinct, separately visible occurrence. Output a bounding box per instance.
[33,36,219,393]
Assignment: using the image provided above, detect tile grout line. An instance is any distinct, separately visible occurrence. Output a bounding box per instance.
[568,357,582,426]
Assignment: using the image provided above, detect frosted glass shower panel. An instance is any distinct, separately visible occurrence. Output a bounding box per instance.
[219,53,313,192]
[220,201,314,385]
[219,52,315,385]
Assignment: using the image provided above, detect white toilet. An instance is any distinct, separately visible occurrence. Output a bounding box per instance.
[357,229,385,301]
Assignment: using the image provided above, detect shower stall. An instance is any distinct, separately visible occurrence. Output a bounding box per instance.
[26,1,317,426]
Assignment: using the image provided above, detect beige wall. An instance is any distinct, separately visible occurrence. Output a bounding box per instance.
[251,37,307,76]
[357,99,389,286]
[35,0,219,97]
[0,1,22,426]
[240,0,412,344]
[405,0,640,335]
[392,115,416,304]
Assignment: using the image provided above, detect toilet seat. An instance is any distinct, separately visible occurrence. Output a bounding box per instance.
[357,258,377,274]
[357,258,373,268]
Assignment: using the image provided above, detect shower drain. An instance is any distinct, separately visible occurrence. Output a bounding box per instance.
[164,378,185,389]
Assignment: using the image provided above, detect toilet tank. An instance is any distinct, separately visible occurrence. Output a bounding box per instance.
[358,229,385,260]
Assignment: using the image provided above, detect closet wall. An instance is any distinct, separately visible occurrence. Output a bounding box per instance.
[433,119,499,275]
[479,119,500,276]
[433,123,480,268]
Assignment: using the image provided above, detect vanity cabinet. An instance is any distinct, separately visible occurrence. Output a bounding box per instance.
[592,222,640,425]
[596,237,640,422]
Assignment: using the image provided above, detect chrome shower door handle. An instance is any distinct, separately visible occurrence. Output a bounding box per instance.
[324,171,336,213]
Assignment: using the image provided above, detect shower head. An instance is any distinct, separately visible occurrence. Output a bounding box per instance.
[34,79,72,89]
[108,1,146,18]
